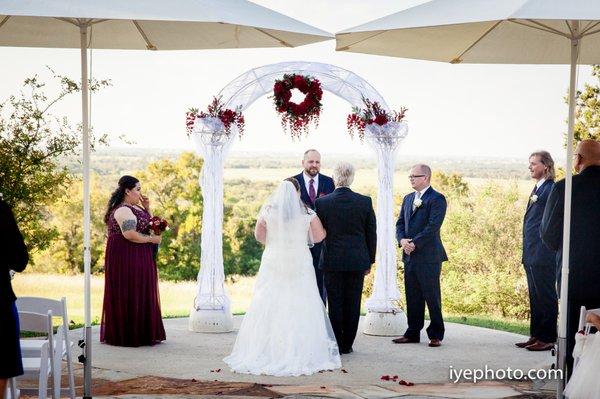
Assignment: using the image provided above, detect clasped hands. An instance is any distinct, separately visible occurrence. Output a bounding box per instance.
[400,238,416,255]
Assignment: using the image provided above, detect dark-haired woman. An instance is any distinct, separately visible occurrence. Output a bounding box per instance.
[101,176,166,347]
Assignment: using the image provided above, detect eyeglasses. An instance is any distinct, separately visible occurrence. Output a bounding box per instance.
[408,174,426,179]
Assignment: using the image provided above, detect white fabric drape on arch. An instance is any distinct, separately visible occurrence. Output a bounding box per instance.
[190,62,408,315]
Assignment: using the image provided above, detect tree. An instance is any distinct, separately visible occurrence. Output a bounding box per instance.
[0,69,109,253]
[39,175,109,273]
[136,152,204,281]
[571,65,600,144]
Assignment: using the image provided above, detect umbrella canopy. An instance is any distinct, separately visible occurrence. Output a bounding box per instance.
[336,1,600,397]
[336,0,600,63]
[1,1,332,397]
[0,0,332,49]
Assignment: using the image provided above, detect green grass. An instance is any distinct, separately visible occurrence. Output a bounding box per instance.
[445,315,529,335]
[14,274,529,335]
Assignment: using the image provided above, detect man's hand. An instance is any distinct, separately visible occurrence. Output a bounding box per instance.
[401,239,416,255]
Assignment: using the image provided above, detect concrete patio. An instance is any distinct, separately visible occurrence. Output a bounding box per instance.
[60,316,560,398]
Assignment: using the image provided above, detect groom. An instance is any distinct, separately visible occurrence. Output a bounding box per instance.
[315,162,376,354]
[393,164,447,347]
[293,149,335,302]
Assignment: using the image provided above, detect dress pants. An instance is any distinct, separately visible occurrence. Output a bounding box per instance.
[404,262,445,341]
[524,262,558,343]
[324,270,365,352]
[311,243,326,303]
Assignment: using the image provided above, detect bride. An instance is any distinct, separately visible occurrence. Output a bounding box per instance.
[224,178,341,376]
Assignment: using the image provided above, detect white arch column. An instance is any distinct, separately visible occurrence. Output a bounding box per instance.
[189,62,408,335]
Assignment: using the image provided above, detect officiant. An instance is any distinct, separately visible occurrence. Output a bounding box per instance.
[293,149,335,302]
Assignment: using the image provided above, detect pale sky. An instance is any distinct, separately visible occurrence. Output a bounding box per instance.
[0,0,594,162]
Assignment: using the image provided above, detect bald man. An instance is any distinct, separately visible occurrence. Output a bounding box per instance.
[541,139,600,378]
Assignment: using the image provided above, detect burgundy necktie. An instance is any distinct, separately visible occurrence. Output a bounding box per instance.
[309,178,316,203]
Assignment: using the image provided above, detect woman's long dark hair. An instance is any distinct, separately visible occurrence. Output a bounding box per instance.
[104,175,139,224]
[284,177,310,214]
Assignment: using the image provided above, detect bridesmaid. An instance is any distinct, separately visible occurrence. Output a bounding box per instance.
[101,176,165,347]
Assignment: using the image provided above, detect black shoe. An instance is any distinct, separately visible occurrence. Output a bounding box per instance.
[340,347,353,354]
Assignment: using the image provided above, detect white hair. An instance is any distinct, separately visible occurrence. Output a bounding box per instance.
[333,162,355,187]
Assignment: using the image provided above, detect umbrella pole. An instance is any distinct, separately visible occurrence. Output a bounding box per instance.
[557,22,579,399]
[80,24,93,399]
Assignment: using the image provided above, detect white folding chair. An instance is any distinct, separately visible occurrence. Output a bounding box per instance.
[17,311,55,399]
[573,306,600,368]
[16,297,75,399]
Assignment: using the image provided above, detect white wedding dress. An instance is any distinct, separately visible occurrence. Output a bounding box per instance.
[564,332,600,399]
[224,182,341,376]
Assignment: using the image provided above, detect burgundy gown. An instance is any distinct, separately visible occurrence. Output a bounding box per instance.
[101,204,166,347]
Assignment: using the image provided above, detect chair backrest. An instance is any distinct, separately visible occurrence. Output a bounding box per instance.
[18,310,53,335]
[17,297,66,319]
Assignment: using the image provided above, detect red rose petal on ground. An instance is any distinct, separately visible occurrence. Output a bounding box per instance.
[320,386,326,389]
[380,375,391,381]
[191,378,196,382]
[399,380,407,385]
[341,369,348,373]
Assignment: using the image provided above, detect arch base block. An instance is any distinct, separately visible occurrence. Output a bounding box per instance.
[362,309,408,336]
[189,307,234,333]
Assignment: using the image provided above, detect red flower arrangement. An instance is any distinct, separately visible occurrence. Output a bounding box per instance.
[272,73,323,139]
[185,96,245,137]
[147,216,169,235]
[347,97,407,140]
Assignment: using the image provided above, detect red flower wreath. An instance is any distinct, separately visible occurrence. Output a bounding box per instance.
[272,74,323,139]
[347,97,407,140]
[185,96,245,138]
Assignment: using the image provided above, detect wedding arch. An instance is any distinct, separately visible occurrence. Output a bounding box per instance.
[187,61,408,335]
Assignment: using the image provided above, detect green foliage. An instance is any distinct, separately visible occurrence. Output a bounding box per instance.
[0,69,109,254]
[222,179,277,276]
[441,181,528,319]
[37,176,109,274]
[571,65,600,144]
[432,171,470,199]
[136,152,204,281]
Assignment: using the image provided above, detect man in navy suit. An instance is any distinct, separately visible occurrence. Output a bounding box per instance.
[541,139,600,377]
[315,162,376,354]
[392,164,447,347]
[293,149,335,302]
[518,151,557,351]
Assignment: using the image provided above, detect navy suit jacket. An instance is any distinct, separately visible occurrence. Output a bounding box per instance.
[315,187,377,272]
[522,179,556,266]
[541,165,600,301]
[396,187,448,266]
[293,172,335,210]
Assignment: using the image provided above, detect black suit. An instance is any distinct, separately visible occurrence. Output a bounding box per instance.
[0,198,29,378]
[315,187,376,352]
[294,172,335,302]
[396,187,447,341]
[522,179,557,344]
[541,165,600,377]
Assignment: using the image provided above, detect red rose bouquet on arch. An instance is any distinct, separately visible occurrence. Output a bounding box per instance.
[347,97,407,140]
[186,96,245,137]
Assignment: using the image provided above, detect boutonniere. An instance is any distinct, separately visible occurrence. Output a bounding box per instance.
[530,194,538,203]
[414,198,423,208]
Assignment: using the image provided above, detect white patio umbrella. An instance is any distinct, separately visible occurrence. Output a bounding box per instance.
[336,1,600,396]
[0,1,332,396]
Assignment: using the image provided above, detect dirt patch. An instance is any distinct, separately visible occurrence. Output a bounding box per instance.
[19,375,281,397]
